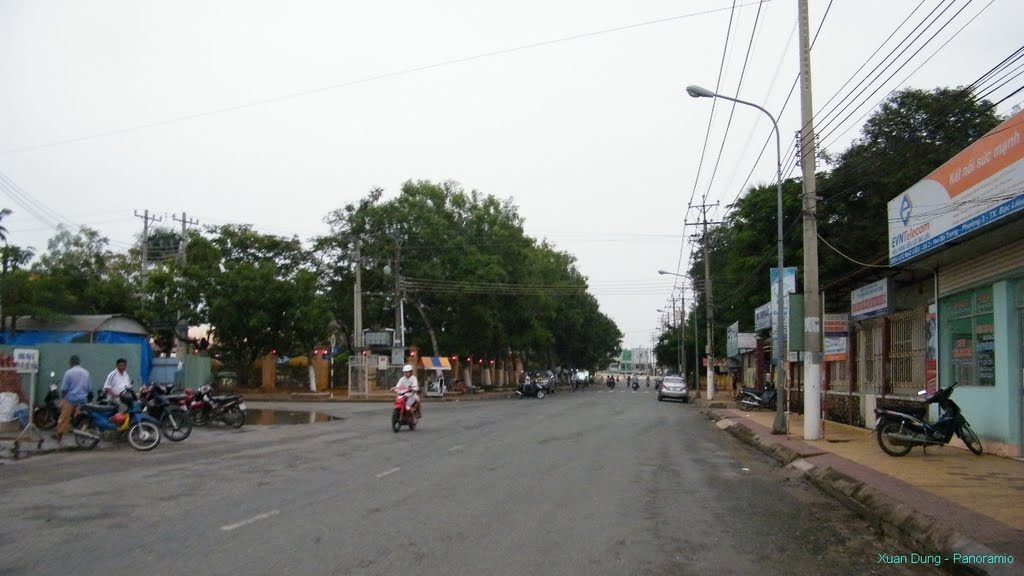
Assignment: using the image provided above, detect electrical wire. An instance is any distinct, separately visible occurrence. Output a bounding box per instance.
[1,2,770,157]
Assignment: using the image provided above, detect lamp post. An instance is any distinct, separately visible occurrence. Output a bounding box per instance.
[657,271,688,392]
[685,84,787,434]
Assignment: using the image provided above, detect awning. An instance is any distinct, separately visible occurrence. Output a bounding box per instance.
[419,356,452,370]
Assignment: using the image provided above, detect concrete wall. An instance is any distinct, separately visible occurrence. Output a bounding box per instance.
[1,343,140,403]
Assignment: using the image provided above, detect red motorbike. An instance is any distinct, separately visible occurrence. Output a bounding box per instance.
[391,391,420,432]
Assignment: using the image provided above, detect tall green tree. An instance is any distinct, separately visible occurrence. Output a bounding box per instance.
[317,180,622,371]
[681,86,1003,358]
[30,225,138,316]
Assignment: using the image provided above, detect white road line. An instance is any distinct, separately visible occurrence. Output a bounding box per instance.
[448,445,464,452]
[220,510,279,531]
[376,467,401,478]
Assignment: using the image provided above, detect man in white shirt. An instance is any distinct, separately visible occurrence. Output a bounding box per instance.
[103,358,132,410]
[393,364,420,417]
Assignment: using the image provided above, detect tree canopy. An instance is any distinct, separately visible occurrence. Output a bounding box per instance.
[660,86,1003,363]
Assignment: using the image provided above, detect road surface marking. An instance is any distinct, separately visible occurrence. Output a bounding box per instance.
[376,467,401,478]
[448,445,464,452]
[221,510,279,531]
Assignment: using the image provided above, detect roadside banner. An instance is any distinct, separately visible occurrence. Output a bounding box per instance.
[823,314,849,361]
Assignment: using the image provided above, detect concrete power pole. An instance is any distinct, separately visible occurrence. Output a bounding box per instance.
[687,203,720,400]
[798,0,822,440]
[353,238,363,348]
[172,212,199,358]
[134,209,162,288]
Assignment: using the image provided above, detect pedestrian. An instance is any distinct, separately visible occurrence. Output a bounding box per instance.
[102,358,132,411]
[55,355,91,445]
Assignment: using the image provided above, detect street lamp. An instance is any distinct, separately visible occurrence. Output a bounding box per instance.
[685,84,787,434]
[656,270,687,390]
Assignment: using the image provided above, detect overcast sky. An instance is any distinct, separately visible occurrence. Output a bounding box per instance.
[1,0,1021,350]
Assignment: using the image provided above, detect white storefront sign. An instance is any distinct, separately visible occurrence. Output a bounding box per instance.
[851,278,890,321]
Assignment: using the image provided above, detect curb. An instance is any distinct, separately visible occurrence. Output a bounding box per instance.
[705,409,1020,576]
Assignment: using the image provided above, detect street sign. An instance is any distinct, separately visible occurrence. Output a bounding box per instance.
[13,348,39,374]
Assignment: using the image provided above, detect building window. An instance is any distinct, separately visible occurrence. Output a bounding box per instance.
[941,286,996,387]
[889,308,925,393]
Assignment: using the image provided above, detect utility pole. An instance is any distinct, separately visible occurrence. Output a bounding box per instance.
[676,288,686,381]
[172,212,199,358]
[798,0,822,440]
[393,241,404,350]
[686,203,720,400]
[670,294,680,374]
[134,209,162,289]
[353,238,363,348]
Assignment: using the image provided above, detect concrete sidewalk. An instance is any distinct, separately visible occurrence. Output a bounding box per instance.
[698,399,1024,575]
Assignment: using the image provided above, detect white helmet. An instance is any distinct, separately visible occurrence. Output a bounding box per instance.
[402,364,413,373]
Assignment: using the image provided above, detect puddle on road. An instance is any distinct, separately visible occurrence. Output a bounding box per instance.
[246,409,342,425]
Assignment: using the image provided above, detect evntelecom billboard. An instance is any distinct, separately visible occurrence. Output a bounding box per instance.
[888,110,1024,265]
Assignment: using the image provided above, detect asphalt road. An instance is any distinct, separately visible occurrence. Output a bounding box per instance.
[0,387,934,575]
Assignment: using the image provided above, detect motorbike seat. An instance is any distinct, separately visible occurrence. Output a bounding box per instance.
[81,403,117,413]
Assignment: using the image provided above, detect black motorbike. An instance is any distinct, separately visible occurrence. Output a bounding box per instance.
[33,373,60,430]
[516,379,547,399]
[737,384,777,411]
[606,377,616,390]
[631,379,639,391]
[874,383,983,457]
[188,384,246,428]
[141,384,193,441]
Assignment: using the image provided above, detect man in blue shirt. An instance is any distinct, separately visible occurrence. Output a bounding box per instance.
[56,355,91,444]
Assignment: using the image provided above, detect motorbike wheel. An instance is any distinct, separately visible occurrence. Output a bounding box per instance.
[72,417,100,450]
[392,409,401,433]
[188,407,211,427]
[739,400,754,411]
[34,408,58,430]
[876,421,913,457]
[224,407,245,429]
[536,390,546,399]
[127,421,161,451]
[958,422,983,455]
[161,411,193,442]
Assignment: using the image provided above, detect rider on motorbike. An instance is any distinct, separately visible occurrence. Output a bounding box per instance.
[393,365,421,417]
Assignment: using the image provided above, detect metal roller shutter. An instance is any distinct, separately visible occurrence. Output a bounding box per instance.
[938,239,1024,296]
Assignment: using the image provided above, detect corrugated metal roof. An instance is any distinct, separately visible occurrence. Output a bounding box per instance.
[14,315,148,335]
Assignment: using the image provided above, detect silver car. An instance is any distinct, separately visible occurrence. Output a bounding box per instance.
[657,376,689,403]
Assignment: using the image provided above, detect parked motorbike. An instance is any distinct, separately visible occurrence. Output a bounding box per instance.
[874,383,983,457]
[187,384,246,428]
[70,387,161,451]
[738,384,777,411]
[516,379,547,399]
[391,391,420,432]
[32,372,60,430]
[140,384,193,441]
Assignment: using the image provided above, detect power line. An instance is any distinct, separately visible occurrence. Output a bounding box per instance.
[0,1,770,157]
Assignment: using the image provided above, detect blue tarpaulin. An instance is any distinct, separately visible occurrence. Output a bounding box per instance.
[3,330,153,383]
[4,330,87,344]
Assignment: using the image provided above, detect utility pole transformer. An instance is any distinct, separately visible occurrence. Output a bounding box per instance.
[798,0,822,440]
[134,209,162,288]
